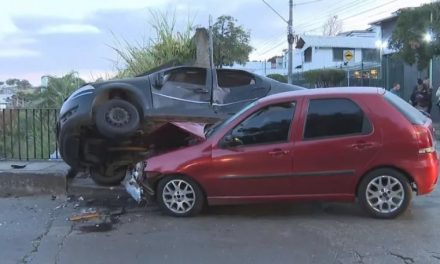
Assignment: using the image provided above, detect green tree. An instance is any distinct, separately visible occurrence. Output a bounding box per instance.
[112,10,195,77]
[212,15,253,68]
[5,78,19,86]
[5,78,31,89]
[30,72,85,108]
[389,2,440,70]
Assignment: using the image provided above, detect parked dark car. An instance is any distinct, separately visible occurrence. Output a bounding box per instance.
[57,66,304,185]
[134,87,438,218]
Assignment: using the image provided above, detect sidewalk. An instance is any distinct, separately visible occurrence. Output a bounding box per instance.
[0,161,69,196]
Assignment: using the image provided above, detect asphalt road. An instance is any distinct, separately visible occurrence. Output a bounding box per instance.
[1,186,440,264]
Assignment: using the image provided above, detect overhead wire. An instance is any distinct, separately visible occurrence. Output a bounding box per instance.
[254,0,403,59]
[295,0,373,32]
[300,0,401,34]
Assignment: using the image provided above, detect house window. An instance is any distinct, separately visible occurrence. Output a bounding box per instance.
[304,47,312,62]
[362,49,380,62]
[332,48,344,61]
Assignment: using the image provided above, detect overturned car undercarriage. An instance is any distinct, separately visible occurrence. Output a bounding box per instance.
[81,121,208,185]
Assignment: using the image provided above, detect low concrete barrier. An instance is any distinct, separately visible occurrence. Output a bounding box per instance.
[0,161,69,196]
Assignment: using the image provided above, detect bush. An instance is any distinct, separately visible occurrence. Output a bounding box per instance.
[266,74,287,83]
[303,69,346,87]
[112,10,196,78]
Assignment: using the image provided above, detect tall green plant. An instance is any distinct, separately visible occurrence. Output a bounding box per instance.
[30,72,85,108]
[112,10,196,77]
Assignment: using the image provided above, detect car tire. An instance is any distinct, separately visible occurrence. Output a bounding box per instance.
[90,166,126,186]
[358,168,412,219]
[95,99,140,138]
[156,175,204,217]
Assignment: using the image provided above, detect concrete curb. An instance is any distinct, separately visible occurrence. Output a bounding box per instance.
[67,177,130,200]
[0,161,69,196]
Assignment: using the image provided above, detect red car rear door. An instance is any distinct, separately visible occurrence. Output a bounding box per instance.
[290,96,381,197]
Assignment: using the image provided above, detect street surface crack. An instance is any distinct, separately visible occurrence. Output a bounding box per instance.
[20,208,56,263]
[389,251,415,264]
[354,250,365,264]
[54,225,73,264]
[432,255,440,261]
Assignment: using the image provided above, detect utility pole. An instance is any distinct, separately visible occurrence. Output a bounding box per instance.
[429,8,433,89]
[288,0,293,84]
[262,0,295,84]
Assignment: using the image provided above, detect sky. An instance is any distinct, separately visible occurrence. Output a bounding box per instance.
[0,0,433,85]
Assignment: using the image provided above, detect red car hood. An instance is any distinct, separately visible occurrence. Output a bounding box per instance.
[170,122,206,139]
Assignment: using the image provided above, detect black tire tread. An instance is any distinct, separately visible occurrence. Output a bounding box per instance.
[90,167,126,186]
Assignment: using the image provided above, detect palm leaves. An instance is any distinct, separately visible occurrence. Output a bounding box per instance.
[31,72,85,108]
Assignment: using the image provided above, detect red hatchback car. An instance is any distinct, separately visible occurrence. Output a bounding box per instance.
[137,87,438,218]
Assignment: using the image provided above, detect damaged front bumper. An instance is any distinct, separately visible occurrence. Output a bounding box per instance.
[124,161,154,203]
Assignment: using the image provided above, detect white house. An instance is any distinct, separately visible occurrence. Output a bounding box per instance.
[225,59,287,76]
[293,34,380,74]
[229,26,385,79]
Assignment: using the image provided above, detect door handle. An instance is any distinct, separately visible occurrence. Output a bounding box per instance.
[350,141,374,150]
[194,88,209,94]
[268,149,290,156]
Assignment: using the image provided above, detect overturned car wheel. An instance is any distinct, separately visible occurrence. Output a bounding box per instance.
[90,167,126,186]
[95,99,140,138]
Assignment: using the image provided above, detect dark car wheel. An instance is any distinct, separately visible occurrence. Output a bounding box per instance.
[359,168,412,219]
[156,175,204,217]
[90,167,126,186]
[95,99,140,138]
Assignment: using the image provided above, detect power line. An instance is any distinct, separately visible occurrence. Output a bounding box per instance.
[294,0,323,6]
[254,35,285,56]
[257,39,286,57]
[301,0,401,34]
[254,34,286,52]
[294,0,370,31]
[262,0,288,23]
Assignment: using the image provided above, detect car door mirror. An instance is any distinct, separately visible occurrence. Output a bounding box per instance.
[154,73,164,88]
[222,135,243,148]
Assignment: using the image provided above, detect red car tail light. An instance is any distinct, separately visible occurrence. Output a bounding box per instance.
[414,125,435,154]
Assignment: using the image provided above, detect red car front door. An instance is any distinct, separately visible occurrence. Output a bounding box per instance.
[209,102,297,199]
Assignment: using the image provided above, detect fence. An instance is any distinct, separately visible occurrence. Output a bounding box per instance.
[0,108,59,161]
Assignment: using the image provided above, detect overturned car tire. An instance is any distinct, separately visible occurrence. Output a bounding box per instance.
[95,99,140,138]
[90,167,126,186]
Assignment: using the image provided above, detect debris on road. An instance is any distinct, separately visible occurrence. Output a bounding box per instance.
[75,215,114,232]
[69,211,100,222]
[69,208,119,232]
[10,164,26,169]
